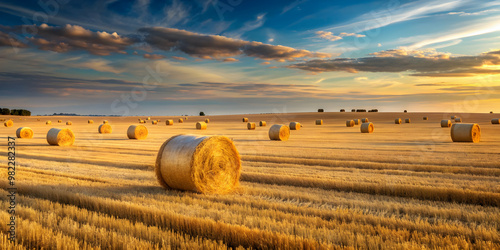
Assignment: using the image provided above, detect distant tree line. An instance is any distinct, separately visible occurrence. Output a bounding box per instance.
[1,108,31,116]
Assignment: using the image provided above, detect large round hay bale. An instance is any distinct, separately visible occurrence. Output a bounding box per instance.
[361,122,374,133]
[103,120,108,124]
[290,122,301,130]
[354,119,360,125]
[316,120,323,125]
[242,117,248,122]
[395,118,402,124]
[166,120,174,125]
[127,125,148,140]
[247,122,256,130]
[492,118,500,124]
[441,120,451,127]
[152,120,158,125]
[88,120,94,124]
[178,118,184,123]
[205,118,210,123]
[423,117,428,120]
[259,121,266,126]
[269,124,290,141]
[455,117,462,123]
[4,120,13,127]
[66,121,72,125]
[361,118,369,123]
[16,127,33,139]
[47,128,75,146]
[155,135,241,194]
[346,120,355,127]
[98,124,112,134]
[46,121,52,125]
[451,123,480,143]
[405,118,411,123]
[196,122,207,130]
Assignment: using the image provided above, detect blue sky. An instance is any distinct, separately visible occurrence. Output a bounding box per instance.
[0,0,499,115]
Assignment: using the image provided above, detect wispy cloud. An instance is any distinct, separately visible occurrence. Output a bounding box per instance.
[225,13,267,39]
[315,31,365,42]
[281,0,308,14]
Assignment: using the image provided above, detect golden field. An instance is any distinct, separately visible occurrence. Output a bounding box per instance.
[1,112,500,249]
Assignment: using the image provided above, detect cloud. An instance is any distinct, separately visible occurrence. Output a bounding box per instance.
[315,31,365,42]
[223,58,239,62]
[143,53,166,60]
[162,0,190,27]
[27,24,136,56]
[288,49,500,77]
[139,27,331,61]
[172,56,188,60]
[225,13,266,38]
[339,32,365,38]
[0,30,28,48]
[282,0,308,14]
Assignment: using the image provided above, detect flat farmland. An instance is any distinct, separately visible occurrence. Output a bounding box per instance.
[1,112,499,249]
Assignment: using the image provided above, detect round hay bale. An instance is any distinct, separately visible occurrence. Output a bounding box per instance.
[441,120,452,128]
[354,119,360,125]
[455,117,462,123]
[103,120,108,124]
[346,120,355,127]
[46,121,52,125]
[205,118,210,123]
[66,121,72,125]
[47,128,75,146]
[16,127,33,139]
[405,118,411,123]
[451,123,480,143]
[242,117,248,122]
[147,117,151,120]
[259,121,267,126]
[290,122,301,130]
[196,122,207,130]
[316,119,323,125]
[451,115,456,119]
[88,120,94,124]
[247,122,256,130]
[395,118,402,124]
[185,117,188,120]
[269,124,290,141]
[98,124,112,134]
[58,120,62,123]
[155,134,241,194]
[423,117,428,120]
[492,118,500,124]
[166,120,174,125]
[178,118,184,123]
[4,120,13,127]
[361,118,369,123]
[152,120,158,125]
[361,122,374,133]
[37,119,40,121]
[127,125,148,140]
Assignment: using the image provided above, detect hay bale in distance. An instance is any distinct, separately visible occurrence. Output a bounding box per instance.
[155,134,241,194]
[147,117,151,120]
[423,117,428,120]
[242,117,248,122]
[127,125,148,139]
[58,120,62,123]
[492,118,500,124]
[66,121,72,125]
[395,118,402,124]
[16,127,33,139]
[361,118,369,123]
[178,118,184,123]
[166,120,174,125]
[451,123,480,143]
[346,120,355,127]
[290,122,301,130]
[152,120,158,125]
[316,119,323,125]
[354,119,360,125]
[196,122,207,130]
[451,115,456,119]
[441,120,452,128]
[455,117,462,123]
[98,124,112,134]
[103,120,108,124]
[205,118,210,123]
[46,121,52,125]
[361,122,374,133]
[4,120,13,127]
[88,120,94,124]
[259,121,267,126]
[247,122,256,130]
[405,118,411,123]
[47,128,75,146]
[269,124,290,141]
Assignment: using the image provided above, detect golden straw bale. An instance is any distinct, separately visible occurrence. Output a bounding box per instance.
[178,118,184,123]
[196,122,207,130]
[354,119,360,125]
[147,117,151,120]
[451,115,456,119]
[269,124,290,141]
[315,119,323,125]
[98,124,112,134]
[290,122,301,130]
[405,118,411,123]
[152,120,158,125]
[361,118,369,123]
[88,120,94,124]
[127,125,148,139]
[66,121,72,125]
[47,128,75,146]
[205,118,210,123]
[492,118,500,124]
[423,117,428,120]
[4,120,13,127]
[395,118,402,124]
[103,120,108,124]
[247,122,256,130]
[361,122,374,133]
[455,117,462,123]
[242,117,248,122]
[346,120,355,127]
[46,121,52,125]
[58,120,62,123]
[155,135,241,194]
[451,123,480,143]
[166,120,174,125]
[16,127,33,139]
[259,121,266,126]
[441,120,451,127]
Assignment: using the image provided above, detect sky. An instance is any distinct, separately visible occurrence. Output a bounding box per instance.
[0,0,499,116]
